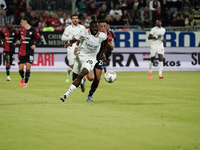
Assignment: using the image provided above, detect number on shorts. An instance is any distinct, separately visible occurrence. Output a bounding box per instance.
[86,60,93,64]
[29,56,33,62]
[99,60,103,66]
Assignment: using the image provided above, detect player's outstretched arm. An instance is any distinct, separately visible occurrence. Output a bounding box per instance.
[148,34,161,40]
[100,38,108,58]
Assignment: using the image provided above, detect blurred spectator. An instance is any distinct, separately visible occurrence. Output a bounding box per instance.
[109,3,123,19]
[50,12,62,27]
[30,11,39,27]
[141,6,152,28]
[168,0,181,14]
[112,14,124,25]
[84,15,92,27]
[98,4,109,20]
[77,0,87,17]
[15,11,25,25]
[60,12,72,27]
[58,8,63,19]
[121,10,131,25]
[185,14,196,26]
[87,0,99,9]
[173,10,179,19]
[106,0,116,10]
[138,0,147,11]
[43,21,55,32]
[87,2,100,20]
[181,0,192,14]
[6,1,16,23]
[152,7,164,25]
[149,0,161,11]
[0,0,6,9]
[26,6,32,18]
[163,9,174,26]
[173,14,185,26]
[118,0,129,11]
[18,0,26,13]
[191,0,200,10]
[130,5,141,25]
[44,11,51,22]
[160,0,169,13]
[105,14,114,25]
[0,4,5,26]
[130,0,140,8]
[38,16,46,27]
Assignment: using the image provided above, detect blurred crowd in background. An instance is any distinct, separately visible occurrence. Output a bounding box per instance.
[0,0,200,29]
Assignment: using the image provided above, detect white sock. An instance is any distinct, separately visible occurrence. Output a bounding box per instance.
[159,61,163,75]
[81,78,85,85]
[64,84,77,98]
[67,68,72,77]
[149,61,153,73]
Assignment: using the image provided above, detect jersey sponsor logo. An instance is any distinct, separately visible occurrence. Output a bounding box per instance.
[85,42,98,51]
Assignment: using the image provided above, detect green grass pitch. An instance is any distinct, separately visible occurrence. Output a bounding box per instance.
[0,71,200,150]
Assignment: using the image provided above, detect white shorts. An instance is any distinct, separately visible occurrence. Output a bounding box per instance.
[67,44,77,66]
[73,56,97,74]
[150,47,164,57]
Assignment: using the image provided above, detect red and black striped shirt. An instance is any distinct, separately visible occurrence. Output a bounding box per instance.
[18,27,40,56]
[1,29,18,53]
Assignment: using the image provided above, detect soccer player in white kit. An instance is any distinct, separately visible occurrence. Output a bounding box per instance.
[60,21,108,102]
[61,14,85,82]
[148,20,166,79]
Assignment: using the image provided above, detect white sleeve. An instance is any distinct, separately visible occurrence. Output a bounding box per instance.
[99,32,107,43]
[61,26,72,41]
[74,30,85,41]
[149,28,154,35]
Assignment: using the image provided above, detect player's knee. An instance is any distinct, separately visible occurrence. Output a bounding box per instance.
[96,76,101,81]
[86,75,94,81]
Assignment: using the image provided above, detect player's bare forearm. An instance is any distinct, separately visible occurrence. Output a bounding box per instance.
[69,38,77,44]
[16,40,20,45]
[64,43,72,48]
[162,39,166,42]
[148,34,161,40]
[101,39,108,57]
[107,41,114,51]
[31,45,36,50]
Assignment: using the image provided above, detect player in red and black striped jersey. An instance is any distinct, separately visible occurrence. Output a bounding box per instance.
[16,17,41,88]
[103,23,116,72]
[0,22,18,81]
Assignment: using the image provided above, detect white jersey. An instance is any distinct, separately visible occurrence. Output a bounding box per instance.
[61,24,85,65]
[74,29,107,60]
[149,26,166,49]
[61,24,85,41]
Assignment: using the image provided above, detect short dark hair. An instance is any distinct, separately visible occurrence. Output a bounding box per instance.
[90,20,98,26]
[71,14,79,19]
[22,16,31,25]
[45,21,50,27]
[98,20,106,24]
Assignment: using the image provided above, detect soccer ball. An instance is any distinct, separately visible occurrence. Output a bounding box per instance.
[104,71,117,83]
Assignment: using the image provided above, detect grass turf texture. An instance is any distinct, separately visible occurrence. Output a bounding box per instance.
[0,71,200,150]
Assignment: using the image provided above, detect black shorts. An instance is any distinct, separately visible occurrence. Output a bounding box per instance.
[94,59,103,70]
[19,54,34,64]
[3,51,15,60]
[105,50,112,61]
